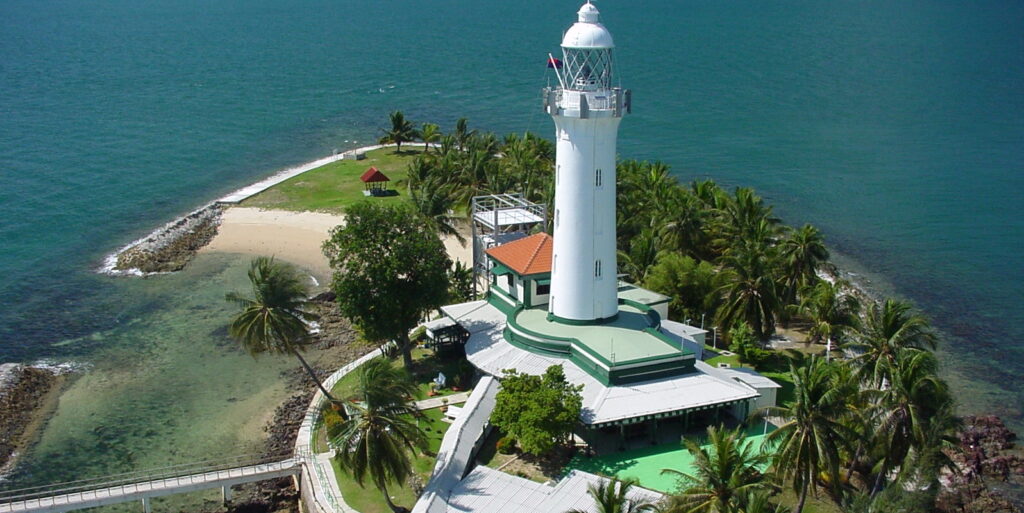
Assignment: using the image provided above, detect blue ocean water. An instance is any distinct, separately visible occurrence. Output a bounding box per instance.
[0,0,1021,490]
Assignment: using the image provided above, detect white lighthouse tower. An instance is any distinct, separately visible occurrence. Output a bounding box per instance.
[544,2,631,322]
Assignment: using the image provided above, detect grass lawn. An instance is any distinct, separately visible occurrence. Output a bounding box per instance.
[241,148,422,213]
[704,345,796,406]
[313,348,473,453]
[329,403,452,513]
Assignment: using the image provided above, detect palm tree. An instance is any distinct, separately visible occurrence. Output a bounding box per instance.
[333,358,425,513]
[766,355,851,513]
[848,299,937,387]
[409,179,465,245]
[419,123,441,153]
[716,242,781,340]
[778,225,829,305]
[737,491,789,513]
[790,280,860,359]
[660,425,770,513]
[226,257,338,403]
[865,349,952,494]
[379,110,419,153]
[565,477,659,513]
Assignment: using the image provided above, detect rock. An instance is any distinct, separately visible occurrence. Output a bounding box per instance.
[0,364,59,470]
[113,204,222,273]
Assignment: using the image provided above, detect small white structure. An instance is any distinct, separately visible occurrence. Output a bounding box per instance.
[544,1,630,322]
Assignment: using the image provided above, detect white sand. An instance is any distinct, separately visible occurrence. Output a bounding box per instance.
[201,207,471,280]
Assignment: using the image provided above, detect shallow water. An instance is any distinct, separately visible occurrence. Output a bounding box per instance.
[0,0,1021,492]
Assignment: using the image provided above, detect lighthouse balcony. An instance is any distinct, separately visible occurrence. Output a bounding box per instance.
[543,87,630,118]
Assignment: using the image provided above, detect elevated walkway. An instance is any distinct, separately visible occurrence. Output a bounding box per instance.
[0,453,301,513]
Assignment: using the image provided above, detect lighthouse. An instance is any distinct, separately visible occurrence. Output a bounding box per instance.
[544,2,630,322]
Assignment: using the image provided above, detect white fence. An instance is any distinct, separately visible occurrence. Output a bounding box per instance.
[294,348,383,513]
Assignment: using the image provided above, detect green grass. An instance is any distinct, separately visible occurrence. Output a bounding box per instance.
[704,345,796,406]
[329,406,450,513]
[241,148,421,213]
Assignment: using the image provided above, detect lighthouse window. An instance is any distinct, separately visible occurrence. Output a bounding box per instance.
[595,169,602,187]
[555,209,560,227]
[595,259,602,278]
[557,165,561,185]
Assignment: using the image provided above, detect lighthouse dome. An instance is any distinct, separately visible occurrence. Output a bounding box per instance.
[561,2,614,49]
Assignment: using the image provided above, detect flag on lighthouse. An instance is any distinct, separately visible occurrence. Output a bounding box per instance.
[547,56,563,69]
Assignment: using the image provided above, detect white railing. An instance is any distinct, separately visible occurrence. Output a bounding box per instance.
[294,348,383,513]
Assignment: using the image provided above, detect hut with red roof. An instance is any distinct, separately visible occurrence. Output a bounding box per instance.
[360,166,391,196]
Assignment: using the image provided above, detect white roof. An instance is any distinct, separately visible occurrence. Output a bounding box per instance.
[445,466,662,513]
[562,3,614,49]
[472,208,544,229]
[423,316,457,335]
[717,367,783,390]
[444,301,760,425]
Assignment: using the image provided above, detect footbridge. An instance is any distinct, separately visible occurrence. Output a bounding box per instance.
[0,452,303,513]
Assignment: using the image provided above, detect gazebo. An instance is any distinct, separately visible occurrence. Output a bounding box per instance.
[360,167,391,196]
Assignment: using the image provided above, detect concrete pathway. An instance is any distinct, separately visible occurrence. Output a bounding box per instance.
[414,391,471,410]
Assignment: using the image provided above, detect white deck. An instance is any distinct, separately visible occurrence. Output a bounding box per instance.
[472,208,545,229]
[440,301,761,426]
[444,466,662,513]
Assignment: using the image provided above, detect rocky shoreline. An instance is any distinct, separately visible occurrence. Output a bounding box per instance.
[215,297,365,513]
[0,364,62,475]
[109,203,223,275]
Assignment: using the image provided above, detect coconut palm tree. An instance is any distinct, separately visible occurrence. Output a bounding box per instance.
[766,355,851,513]
[716,243,781,339]
[848,299,937,387]
[565,477,659,513]
[778,225,829,305]
[226,257,338,404]
[379,110,419,153]
[420,123,441,153]
[333,358,425,513]
[865,349,952,494]
[660,425,770,513]
[409,179,464,245]
[790,280,860,359]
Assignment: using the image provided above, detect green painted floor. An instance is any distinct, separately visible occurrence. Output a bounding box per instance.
[567,424,776,493]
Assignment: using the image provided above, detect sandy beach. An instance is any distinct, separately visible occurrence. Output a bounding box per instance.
[201,207,472,280]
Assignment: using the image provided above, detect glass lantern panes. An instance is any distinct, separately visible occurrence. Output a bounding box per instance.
[560,48,614,91]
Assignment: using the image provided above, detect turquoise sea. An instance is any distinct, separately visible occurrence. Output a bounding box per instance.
[1,0,1021,500]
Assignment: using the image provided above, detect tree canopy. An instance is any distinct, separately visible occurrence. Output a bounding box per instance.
[323,202,451,368]
[490,365,583,456]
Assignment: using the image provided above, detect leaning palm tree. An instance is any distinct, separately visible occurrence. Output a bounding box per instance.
[661,425,770,513]
[766,355,851,513]
[226,257,338,403]
[565,477,659,513]
[848,299,936,387]
[333,358,425,513]
[378,110,419,153]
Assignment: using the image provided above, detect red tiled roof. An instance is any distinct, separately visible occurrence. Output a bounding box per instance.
[359,167,390,183]
[485,233,553,276]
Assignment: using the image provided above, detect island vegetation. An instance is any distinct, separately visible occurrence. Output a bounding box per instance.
[224,113,1022,513]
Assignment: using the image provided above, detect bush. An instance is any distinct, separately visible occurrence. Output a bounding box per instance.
[729,322,771,365]
[496,436,517,455]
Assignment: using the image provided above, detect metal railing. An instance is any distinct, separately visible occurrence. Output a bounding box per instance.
[0,451,296,505]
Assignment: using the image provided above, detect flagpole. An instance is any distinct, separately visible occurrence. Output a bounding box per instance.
[548,53,566,89]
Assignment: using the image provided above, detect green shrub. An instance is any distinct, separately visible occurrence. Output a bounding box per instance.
[496,436,517,455]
